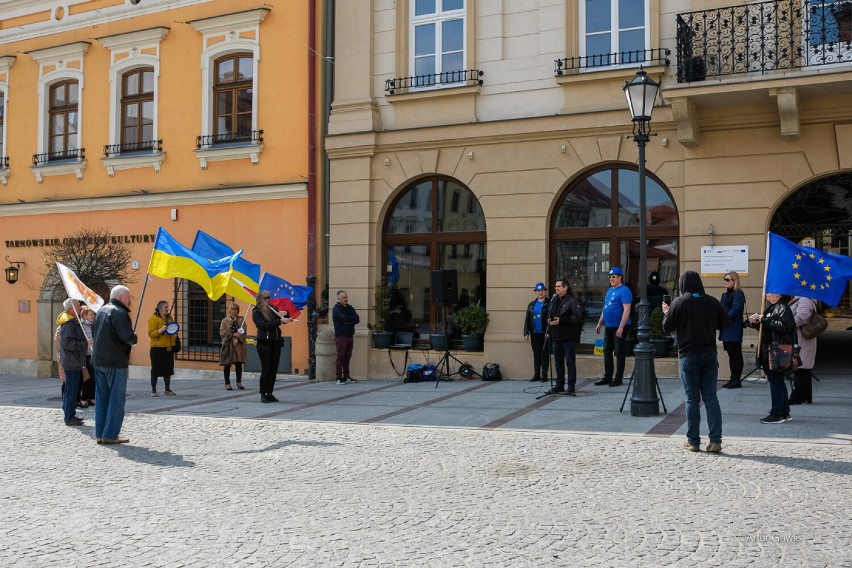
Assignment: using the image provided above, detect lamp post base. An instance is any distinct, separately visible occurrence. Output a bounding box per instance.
[630,340,660,417]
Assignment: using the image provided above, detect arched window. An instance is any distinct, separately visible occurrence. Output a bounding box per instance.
[551,165,679,344]
[213,53,254,142]
[120,67,155,151]
[383,176,486,338]
[49,80,79,157]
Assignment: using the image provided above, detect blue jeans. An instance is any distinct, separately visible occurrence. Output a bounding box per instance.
[766,370,790,418]
[62,369,82,423]
[95,366,128,440]
[679,350,722,445]
[552,339,576,390]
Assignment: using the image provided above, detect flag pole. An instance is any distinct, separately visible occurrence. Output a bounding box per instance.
[133,274,151,332]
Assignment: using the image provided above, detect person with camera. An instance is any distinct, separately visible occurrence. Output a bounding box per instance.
[545,278,582,396]
[523,282,551,382]
[747,293,796,424]
[253,291,295,402]
[662,270,730,453]
[147,300,178,397]
[219,302,248,391]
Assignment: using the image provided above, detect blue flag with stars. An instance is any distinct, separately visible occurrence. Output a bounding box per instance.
[765,232,852,307]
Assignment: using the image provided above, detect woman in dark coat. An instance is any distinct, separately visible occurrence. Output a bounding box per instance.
[719,271,746,389]
[747,293,796,424]
[252,291,294,403]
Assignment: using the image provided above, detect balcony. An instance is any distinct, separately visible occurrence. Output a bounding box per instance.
[676,0,852,82]
[193,129,263,169]
[0,156,8,186]
[31,149,86,183]
[102,140,164,177]
[385,69,483,95]
[669,0,852,146]
[554,48,670,75]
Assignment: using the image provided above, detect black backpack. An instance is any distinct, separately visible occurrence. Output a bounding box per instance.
[482,363,502,381]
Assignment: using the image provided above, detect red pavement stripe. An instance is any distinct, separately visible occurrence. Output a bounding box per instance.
[359,381,495,424]
[480,378,597,430]
[254,381,402,419]
[644,376,724,438]
[146,381,313,414]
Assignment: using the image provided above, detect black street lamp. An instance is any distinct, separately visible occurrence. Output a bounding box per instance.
[623,69,661,417]
[4,256,24,285]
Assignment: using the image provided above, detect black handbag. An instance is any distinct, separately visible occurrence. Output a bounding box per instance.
[767,342,799,371]
[172,336,181,353]
[482,363,502,381]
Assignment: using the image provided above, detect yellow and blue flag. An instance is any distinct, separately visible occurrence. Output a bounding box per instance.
[148,227,242,301]
[765,232,852,307]
[191,230,261,304]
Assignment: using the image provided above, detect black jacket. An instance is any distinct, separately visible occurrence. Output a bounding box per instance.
[92,299,137,368]
[60,317,88,371]
[523,297,551,336]
[548,293,582,342]
[747,299,797,368]
[662,270,730,354]
[253,306,288,343]
[332,303,360,337]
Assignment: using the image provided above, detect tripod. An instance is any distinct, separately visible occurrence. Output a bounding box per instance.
[619,365,668,414]
[434,305,464,388]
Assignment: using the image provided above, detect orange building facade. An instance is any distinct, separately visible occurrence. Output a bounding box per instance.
[0,0,325,377]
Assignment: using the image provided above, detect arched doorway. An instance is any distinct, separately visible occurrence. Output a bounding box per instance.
[382,176,486,341]
[551,164,679,345]
[771,172,852,311]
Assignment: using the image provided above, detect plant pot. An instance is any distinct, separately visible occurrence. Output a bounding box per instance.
[651,338,671,358]
[461,333,484,352]
[372,331,393,349]
[430,333,448,351]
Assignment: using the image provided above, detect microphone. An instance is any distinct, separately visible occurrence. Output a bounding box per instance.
[551,293,559,303]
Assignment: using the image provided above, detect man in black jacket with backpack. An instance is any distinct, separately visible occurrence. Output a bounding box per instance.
[545,278,583,395]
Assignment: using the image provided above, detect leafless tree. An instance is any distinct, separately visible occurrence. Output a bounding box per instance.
[40,226,137,300]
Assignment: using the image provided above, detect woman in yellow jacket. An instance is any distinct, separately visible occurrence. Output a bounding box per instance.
[148,300,177,396]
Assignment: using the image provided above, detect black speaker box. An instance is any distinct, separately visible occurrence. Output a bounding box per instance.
[431,269,458,305]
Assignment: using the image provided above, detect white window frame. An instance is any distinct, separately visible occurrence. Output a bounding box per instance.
[97,27,168,176]
[409,0,467,89]
[579,0,650,69]
[0,55,13,186]
[189,9,268,169]
[27,42,89,183]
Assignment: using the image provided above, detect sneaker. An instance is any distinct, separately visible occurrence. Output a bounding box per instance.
[760,414,785,424]
[544,388,564,395]
[529,376,541,382]
[683,442,700,452]
[101,436,129,444]
[164,390,176,396]
[706,442,722,453]
[783,414,793,422]
[266,394,279,402]
[608,380,624,387]
[564,387,576,396]
[65,417,84,426]
[345,378,358,383]
[261,394,271,403]
[151,392,158,397]
[594,378,612,386]
[336,379,347,385]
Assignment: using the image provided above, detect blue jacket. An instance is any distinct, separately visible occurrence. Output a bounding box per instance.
[718,289,745,342]
[332,303,359,337]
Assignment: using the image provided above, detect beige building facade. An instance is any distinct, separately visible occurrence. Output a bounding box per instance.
[327,0,852,380]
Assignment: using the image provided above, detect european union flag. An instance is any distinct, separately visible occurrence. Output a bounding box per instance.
[765,232,852,307]
[258,272,313,319]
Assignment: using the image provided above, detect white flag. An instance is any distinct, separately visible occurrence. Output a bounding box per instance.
[55,261,105,312]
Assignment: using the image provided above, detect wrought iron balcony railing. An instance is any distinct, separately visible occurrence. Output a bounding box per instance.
[677,0,852,83]
[196,129,263,149]
[32,148,85,166]
[385,69,484,95]
[555,48,670,75]
[103,139,162,157]
[0,156,8,169]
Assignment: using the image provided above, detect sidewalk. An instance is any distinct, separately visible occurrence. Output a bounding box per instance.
[1,370,849,446]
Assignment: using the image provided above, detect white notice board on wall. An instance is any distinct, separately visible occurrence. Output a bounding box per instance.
[701,246,749,277]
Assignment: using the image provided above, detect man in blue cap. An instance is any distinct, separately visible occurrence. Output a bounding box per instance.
[523,282,550,382]
[595,266,632,387]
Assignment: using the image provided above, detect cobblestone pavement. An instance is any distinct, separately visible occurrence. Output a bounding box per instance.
[1,404,850,567]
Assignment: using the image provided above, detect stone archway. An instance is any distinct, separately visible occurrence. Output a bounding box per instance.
[36,279,67,378]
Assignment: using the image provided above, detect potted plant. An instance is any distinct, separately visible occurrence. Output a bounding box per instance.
[649,307,671,357]
[429,321,448,351]
[368,281,401,348]
[453,303,490,352]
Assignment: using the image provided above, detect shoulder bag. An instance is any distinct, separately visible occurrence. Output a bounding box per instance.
[800,311,828,340]
[767,342,800,371]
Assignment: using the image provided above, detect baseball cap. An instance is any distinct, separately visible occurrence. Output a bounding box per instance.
[609,266,623,276]
[533,282,546,291]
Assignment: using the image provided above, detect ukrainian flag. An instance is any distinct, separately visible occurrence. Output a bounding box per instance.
[148,228,242,300]
[190,230,261,304]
